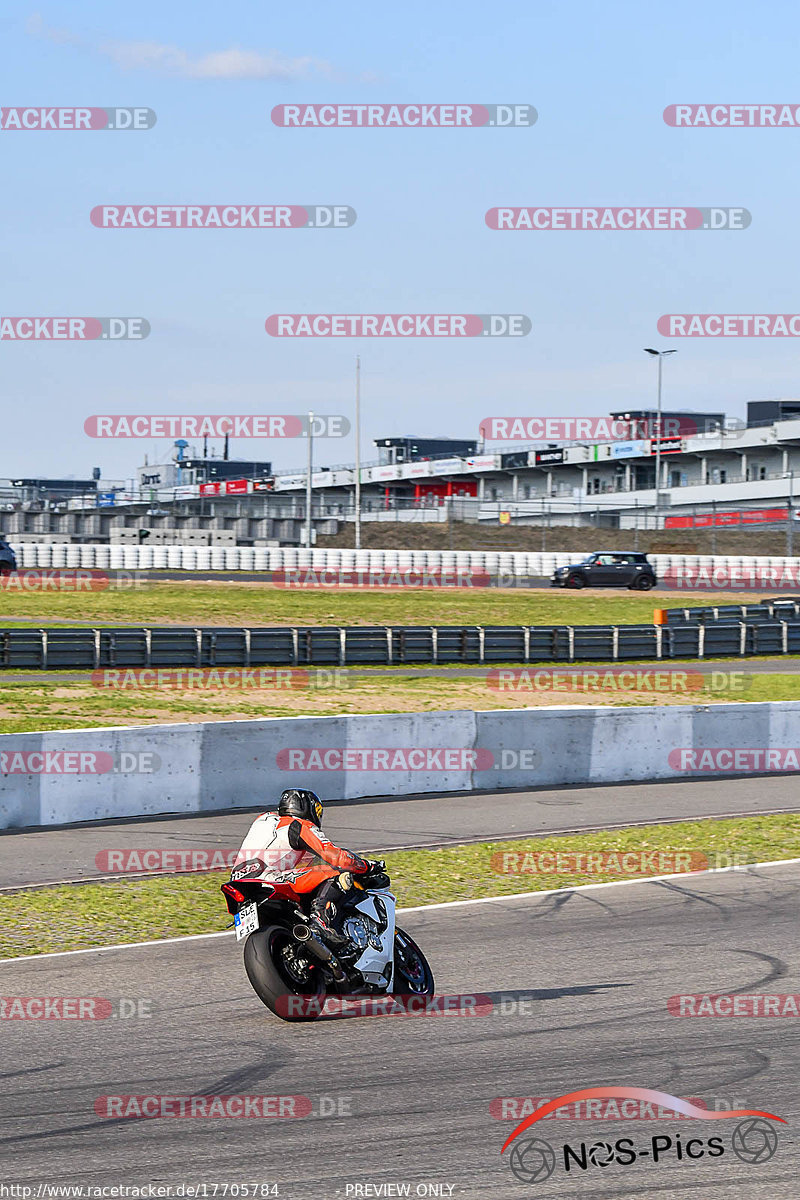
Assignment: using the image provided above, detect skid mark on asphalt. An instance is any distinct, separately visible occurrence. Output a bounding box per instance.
[725,948,789,992]
[653,878,733,917]
[200,1057,290,1096]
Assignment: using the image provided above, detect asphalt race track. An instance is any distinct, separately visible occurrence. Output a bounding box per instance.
[3,773,800,889]
[0,863,797,1198]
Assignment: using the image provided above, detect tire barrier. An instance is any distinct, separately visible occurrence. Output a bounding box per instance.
[9,543,800,579]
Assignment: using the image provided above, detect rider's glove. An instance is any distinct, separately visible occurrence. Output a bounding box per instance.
[364,860,390,887]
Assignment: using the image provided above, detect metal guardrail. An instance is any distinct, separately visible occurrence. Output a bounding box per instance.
[2,621,800,670]
[665,601,800,624]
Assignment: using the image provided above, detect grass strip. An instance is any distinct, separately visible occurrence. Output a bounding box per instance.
[1,665,799,736]
[0,579,740,629]
[1,814,798,960]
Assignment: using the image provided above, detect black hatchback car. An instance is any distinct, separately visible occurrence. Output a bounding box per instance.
[0,537,17,575]
[551,551,656,590]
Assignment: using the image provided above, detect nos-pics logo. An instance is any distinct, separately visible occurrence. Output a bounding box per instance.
[501,1087,783,1183]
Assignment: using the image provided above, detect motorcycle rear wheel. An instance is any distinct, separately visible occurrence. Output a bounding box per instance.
[244,924,326,1022]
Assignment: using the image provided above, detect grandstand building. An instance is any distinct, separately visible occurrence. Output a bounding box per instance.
[5,401,800,543]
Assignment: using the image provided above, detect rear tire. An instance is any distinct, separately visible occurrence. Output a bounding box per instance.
[243,924,326,1022]
[633,575,655,590]
[393,927,435,997]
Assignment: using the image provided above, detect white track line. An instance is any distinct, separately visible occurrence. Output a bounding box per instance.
[2,856,799,966]
[0,929,232,964]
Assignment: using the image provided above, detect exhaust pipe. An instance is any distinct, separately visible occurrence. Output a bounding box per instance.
[293,924,346,982]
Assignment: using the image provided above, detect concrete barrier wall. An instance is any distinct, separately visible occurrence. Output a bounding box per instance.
[2,701,799,829]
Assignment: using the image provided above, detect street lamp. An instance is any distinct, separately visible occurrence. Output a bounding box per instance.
[305,410,314,549]
[354,356,362,550]
[643,348,677,529]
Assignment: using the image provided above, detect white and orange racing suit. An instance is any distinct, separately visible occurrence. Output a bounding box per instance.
[235,810,369,899]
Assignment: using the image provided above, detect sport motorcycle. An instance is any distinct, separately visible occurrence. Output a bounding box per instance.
[221,859,435,1022]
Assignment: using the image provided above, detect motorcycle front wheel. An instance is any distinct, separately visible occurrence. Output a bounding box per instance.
[393,927,435,996]
[244,924,326,1022]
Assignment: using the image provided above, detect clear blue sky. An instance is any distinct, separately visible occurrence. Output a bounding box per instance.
[3,0,800,481]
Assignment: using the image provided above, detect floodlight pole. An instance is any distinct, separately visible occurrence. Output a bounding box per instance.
[305,411,313,548]
[644,348,677,531]
[354,356,362,550]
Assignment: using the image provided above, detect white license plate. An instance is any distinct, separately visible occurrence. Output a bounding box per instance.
[234,902,259,942]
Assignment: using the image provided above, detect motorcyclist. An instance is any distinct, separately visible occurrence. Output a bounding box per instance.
[235,788,373,949]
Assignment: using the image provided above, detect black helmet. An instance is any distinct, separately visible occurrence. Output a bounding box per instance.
[278,788,323,825]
